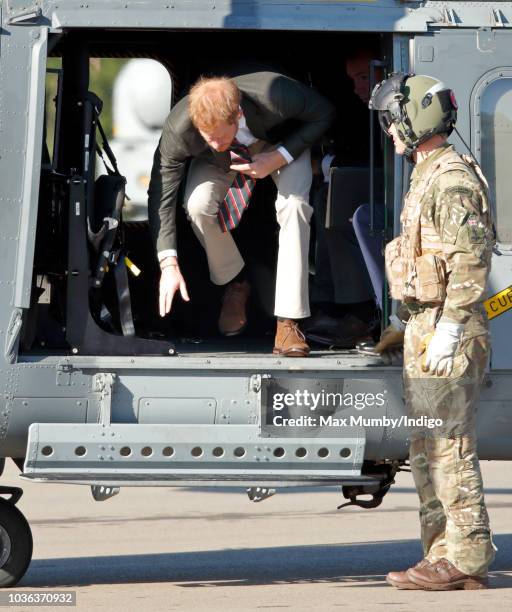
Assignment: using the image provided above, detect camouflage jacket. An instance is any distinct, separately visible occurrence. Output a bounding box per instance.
[391,143,495,325]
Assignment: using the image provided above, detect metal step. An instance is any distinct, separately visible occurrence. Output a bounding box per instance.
[22,423,365,486]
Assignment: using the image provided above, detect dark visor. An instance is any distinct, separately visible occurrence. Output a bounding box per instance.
[378,110,393,135]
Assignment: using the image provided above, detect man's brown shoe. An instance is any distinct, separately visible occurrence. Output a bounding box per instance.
[273,319,310,357]
[218,280,250,336]
[386,559,430,590]
[407,558,488,591]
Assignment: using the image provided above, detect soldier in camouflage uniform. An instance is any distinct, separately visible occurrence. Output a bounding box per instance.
[369,74,496,590]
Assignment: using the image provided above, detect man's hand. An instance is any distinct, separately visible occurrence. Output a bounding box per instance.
[230,150,287,179]
[374,324,405,354]
[358,314,405,364]
[420,320,464,376]
[159,260,189,317]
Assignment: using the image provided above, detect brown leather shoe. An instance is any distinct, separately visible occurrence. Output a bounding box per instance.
[273,319,310,357]
[407,558,488,591]
[386,559,430,589]
[218,280,250,336]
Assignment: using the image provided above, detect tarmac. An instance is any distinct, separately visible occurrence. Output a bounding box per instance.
[2,459,512,611]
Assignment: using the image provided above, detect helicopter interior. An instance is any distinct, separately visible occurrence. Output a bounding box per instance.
[23,29,392,360]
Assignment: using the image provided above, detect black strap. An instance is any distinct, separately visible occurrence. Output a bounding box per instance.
[89,99,135,337]
[93,176,126,285]
[95,114,121,176]
[114,255,136,337]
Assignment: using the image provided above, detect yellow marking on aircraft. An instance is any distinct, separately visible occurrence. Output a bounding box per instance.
[484,285,512,320]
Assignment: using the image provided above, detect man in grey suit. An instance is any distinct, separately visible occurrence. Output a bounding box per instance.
[148,72,334,356]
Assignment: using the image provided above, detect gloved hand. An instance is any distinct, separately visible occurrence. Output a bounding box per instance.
[421,320,464,376]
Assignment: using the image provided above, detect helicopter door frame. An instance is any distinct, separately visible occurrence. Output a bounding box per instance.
[471,66,512,369]
[13,27,48,311]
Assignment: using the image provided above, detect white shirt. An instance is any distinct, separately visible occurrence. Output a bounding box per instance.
[158,111,294,261]
[236,112,294,164]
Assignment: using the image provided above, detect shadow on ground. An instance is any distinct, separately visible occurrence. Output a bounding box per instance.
[20,534,512,589]
[178,486,512,495]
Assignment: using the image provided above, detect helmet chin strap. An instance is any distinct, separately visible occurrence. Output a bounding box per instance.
[396,125,417,163]
[404,146,415,164]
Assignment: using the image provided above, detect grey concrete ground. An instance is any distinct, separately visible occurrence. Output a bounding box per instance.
[1,460,511,611]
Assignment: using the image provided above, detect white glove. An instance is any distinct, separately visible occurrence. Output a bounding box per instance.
[423,320,464,377]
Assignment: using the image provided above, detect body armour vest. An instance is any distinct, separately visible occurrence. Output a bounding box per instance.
[385,145,492,304]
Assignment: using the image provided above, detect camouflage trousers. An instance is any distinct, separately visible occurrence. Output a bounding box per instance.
[403,306,496,576]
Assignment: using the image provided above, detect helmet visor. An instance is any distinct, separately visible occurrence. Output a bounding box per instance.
[369,73,407,111]
[369,73,410,136]
[378,110,393,135]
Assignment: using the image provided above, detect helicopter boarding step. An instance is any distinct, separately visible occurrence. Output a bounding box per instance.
[21,423,369,486]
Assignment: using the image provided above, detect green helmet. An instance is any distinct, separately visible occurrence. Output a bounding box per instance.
[368,73,458,149]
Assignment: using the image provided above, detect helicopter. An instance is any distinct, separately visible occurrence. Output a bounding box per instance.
[0,0,511,587]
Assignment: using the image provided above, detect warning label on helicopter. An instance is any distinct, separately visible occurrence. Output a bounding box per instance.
[484,285,512,320]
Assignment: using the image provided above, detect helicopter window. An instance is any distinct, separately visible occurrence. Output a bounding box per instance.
[92,58,173,222]
[479,76,512,244]
[43,60,63,170]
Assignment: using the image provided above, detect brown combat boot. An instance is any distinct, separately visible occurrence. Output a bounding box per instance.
[407,558,488,590]
[386,559,431,589]
[273,319,310,357]
[218,280,250,336]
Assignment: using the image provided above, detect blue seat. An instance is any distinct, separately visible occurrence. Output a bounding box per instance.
[352,203,386,309]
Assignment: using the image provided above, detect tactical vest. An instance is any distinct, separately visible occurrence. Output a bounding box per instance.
[385,148,492,303]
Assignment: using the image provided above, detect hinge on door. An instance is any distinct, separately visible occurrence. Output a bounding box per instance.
[6,6,42,25]
[56,362,73,387]
[93,373,116,426]
[4,309,23,364]
[250,374,262,394]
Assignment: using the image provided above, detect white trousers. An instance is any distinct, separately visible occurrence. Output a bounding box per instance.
[184,141,313,319]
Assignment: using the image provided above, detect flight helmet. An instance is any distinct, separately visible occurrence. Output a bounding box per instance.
[368,73,458,150]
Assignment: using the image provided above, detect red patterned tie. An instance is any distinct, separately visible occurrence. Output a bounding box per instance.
[218,141,256,232]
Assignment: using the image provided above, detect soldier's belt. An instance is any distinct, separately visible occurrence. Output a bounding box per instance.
[403,301,441,315]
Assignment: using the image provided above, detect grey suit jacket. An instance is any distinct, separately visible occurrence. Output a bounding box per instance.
[147,71,335,254]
